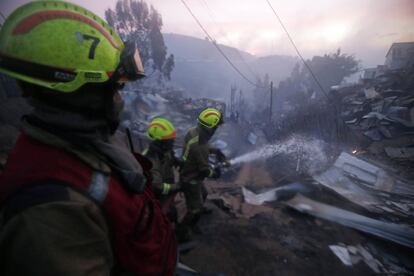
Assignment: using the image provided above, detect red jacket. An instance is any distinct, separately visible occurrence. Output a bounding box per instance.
[0,134,177,275]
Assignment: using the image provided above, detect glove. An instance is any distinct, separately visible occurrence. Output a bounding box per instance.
[210,166,221,179]
[210,148,227,162]
[173,156,183,169]
[215,149,227,162]
[223,160,232,168]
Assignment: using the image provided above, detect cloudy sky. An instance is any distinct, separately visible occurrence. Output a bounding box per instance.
[1,0,413,67]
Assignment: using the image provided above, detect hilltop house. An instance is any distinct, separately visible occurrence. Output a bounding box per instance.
[385,42,414,70]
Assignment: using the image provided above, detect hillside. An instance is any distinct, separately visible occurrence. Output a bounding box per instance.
[163,33,297,100]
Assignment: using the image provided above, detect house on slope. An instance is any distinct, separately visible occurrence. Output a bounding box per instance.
[385,42,414,70]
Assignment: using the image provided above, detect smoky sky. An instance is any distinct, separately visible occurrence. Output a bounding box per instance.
[1,0,413,67]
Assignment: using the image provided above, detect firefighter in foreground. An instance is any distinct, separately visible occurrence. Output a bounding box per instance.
[0,1,176,275]
[177,108,229,241]
[144,117,181,221]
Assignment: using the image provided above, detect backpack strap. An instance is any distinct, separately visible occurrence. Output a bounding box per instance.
[1,174,110,225]
[2,179,70,225]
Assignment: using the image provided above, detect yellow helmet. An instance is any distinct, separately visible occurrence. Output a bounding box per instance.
[147,118,177,141]
[198,108,222,128]
[0,1,144,93]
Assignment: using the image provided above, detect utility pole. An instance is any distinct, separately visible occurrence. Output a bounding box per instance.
[269,81,273,122]
[238,89,242,112]
[230,85,236,117]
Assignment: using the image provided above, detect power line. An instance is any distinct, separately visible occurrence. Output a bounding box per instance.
[265,0,330,101]
[265,0,340,142]
[180,0,263,88]
[199,0,260,80]
[200,0,216,23]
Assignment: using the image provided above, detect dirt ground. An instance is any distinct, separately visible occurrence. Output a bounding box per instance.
[177,164,414,275]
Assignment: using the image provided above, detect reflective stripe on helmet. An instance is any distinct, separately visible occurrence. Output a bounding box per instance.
[204,112,220,119]
[147,118,176,141]
[0,1,125,93]
[149,122,168,130]
[198,108,222,128]
[12,10,120,49]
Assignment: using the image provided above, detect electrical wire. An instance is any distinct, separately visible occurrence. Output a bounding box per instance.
[199,0,259,79]
[200,0,216,24]
[180,0,264,88]
[265,0,331,101]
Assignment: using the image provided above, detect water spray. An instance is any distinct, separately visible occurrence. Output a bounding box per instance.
[228,135,329,175]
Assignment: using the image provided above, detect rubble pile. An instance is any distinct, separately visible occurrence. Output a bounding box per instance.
[328,243,412,274]
[190,156,414,274]
[180,165,414,274]
[314,152,414,218]
[336,68,414,158]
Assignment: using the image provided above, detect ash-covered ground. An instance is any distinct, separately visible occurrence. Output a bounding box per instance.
[177,162,414,275]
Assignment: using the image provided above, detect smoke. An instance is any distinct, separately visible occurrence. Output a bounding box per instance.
[229,135,329,175]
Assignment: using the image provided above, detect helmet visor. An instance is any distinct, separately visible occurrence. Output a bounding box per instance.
[113,41,145,83]
[0,42,145,92]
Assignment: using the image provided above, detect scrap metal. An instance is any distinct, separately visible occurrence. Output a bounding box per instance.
[286,194,414,249]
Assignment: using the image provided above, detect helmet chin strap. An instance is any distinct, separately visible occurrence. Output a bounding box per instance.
[105,91,125,135]
[198,124,217,141]
[151,140,174,153]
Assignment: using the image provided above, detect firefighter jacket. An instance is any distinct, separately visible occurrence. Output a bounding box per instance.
[143,145,178,196]
[0,134,177,276]
[180,127,214,183]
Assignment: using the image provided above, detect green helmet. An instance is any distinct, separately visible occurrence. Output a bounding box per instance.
[147,118,177,141]
[0,1,144,93]
[198,107,222,128]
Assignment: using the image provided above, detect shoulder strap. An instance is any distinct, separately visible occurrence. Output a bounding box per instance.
[1,179,71,225]
[1,175,111,226]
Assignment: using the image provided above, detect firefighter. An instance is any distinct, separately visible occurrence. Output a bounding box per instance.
[177,107,228,241]
[0,1,176,275]
[143,117,181,221]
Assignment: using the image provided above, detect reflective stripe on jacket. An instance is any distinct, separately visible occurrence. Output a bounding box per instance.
[180,127,213,183]
[143,146,175,196]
